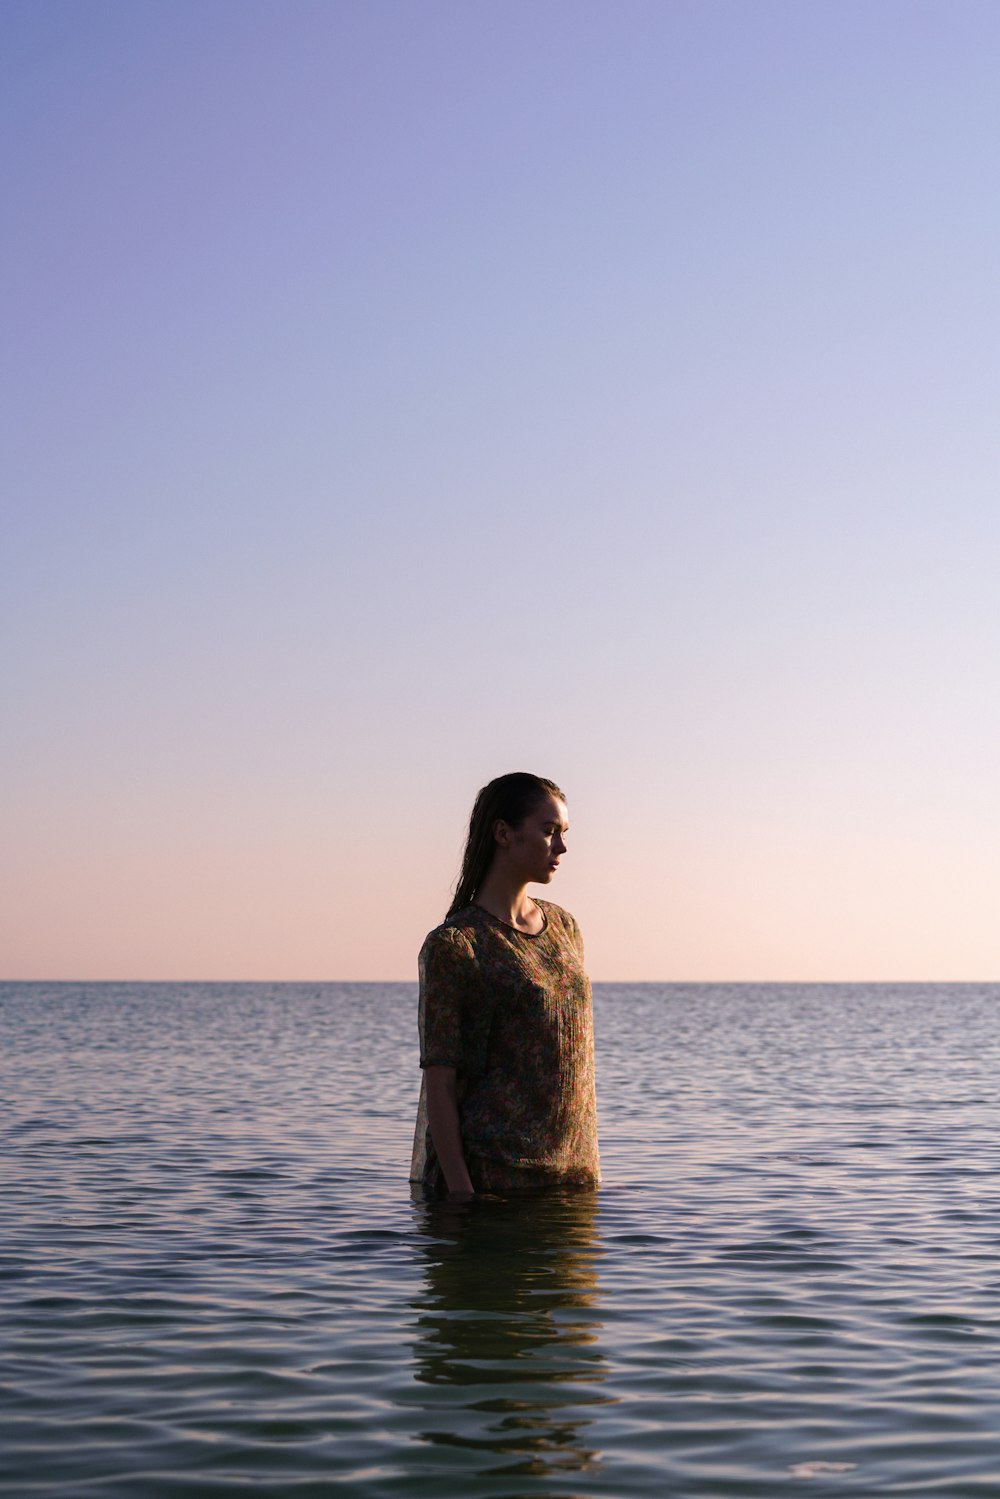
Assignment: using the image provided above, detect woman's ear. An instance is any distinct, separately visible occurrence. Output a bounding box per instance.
[493,818,511,848]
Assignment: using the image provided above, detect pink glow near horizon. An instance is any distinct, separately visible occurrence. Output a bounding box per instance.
[3,1,999,981]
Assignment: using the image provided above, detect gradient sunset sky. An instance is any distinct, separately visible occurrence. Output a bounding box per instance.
[4,0,998,981]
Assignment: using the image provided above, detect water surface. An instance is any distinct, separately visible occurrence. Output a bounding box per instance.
[3,981,1000,1496]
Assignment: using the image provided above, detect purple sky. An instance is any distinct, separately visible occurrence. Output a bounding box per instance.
[3,0,999,978]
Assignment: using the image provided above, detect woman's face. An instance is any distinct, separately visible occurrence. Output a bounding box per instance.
[500,795,569,885]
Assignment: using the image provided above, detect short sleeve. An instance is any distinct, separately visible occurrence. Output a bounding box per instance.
[418,925,477,1071]
[567,910,585,964]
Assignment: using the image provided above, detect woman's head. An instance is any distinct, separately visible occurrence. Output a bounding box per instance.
[447,772,567,917]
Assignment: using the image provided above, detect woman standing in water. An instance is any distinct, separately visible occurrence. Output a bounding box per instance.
[410,773,600,1199]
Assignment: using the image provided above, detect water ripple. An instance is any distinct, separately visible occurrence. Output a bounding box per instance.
[4,981,1000,1496]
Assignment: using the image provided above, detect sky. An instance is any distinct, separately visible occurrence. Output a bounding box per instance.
[3,0,998,981]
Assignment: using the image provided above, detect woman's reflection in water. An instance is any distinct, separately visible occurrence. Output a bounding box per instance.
[410,1188,608,1482]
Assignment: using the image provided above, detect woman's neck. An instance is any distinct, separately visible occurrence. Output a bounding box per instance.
[474,872,543,933]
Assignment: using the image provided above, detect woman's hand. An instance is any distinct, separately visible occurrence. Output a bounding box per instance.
[424,1066,475,1197]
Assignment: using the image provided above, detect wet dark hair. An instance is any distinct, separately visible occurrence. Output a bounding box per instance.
[447,772,566,918]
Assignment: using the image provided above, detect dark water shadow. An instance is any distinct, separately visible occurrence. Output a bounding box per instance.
[406,1189,610,1484]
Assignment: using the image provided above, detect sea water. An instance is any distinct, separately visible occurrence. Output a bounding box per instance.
[3,981,1000,1497]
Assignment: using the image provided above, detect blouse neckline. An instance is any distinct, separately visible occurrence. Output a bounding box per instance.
[472,901,549,939]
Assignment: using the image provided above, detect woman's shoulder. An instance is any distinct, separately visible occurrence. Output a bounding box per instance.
[533,898,579,932]
[534,900,585,957]
[419,910,480,961]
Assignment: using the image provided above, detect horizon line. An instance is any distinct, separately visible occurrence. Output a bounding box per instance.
[2,977,996,987]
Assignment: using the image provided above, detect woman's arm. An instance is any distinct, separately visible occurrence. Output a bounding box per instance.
[424,1065,475,1197]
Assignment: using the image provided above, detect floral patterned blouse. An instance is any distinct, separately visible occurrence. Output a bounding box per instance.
[410,900,600,1194]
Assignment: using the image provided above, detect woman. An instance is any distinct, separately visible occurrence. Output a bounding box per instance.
[410,772,600,1199]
